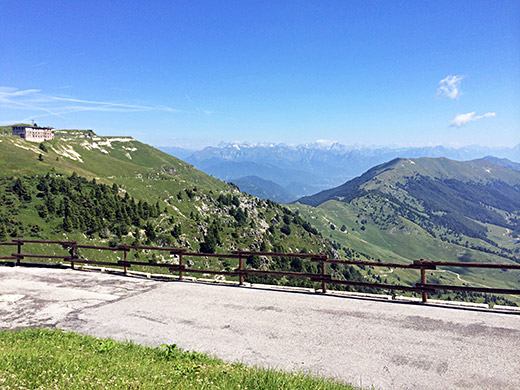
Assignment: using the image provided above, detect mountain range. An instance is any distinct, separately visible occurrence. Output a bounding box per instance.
[160,142,520,201]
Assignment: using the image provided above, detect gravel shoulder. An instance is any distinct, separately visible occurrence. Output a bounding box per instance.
[1,266,519,390]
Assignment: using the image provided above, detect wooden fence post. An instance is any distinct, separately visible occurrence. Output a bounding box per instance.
[123,247,128,275]
[16,240,22,266]
[420,259,428,303]
[178,254,184,280]
[239,256,244,286]
[321,258,327,293]
[69,244,76,269]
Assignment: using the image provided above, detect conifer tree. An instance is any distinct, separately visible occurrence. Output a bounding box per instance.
[171,224,181,238]
[145,223,156,242]
[63,215,73,232]
[38,204,48,219]
[0,224,7,241]
[12,178,31,202]
[200,233,216,253]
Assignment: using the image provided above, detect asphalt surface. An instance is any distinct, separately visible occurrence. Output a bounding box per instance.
[1,266,519,390]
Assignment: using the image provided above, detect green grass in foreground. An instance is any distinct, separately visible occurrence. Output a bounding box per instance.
[0,329,358,390]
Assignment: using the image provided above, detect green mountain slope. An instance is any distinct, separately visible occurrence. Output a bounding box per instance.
[297,157,520,244]
[0,128,379,290]
[291,157,520,303]
[0,130,327,252]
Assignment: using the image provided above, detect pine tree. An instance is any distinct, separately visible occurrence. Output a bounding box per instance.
[200,233,216,253]
[44,195,55,215]
[171,224,182,238]
[9,226,19,238]
[38,204,48,219]
[63,216,73,232]
[145,223,156,242]
[0,224,7,241]
[209,220,222,245]
[12,178,32,202]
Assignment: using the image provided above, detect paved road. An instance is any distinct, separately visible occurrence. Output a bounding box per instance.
[1,266,519,390]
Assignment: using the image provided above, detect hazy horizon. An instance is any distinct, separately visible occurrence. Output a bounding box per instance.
[155,139,520,152]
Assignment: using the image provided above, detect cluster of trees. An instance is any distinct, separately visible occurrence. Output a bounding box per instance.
[199,220,222,253]
[36,173,161,237]
[0,173,162,242]
[402,177,520,239]
[216,193,240,207]
[352,177,519,250]
[1,171,373,294]
[1,178,37,239]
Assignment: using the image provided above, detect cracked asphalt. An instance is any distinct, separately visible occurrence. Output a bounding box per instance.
[1,266,519,390]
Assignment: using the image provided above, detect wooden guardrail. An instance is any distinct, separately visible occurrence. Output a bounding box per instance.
[1,239,520,303]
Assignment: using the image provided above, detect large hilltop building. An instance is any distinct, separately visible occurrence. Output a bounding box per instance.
[12,125,54,142]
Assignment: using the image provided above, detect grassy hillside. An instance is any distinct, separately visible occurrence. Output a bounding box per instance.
[0,131,322,248]
[291,157,520,304]
[0,129,377,290]
[297,157,520,252]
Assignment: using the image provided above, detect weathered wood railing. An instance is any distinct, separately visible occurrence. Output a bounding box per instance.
[1,238,520,304]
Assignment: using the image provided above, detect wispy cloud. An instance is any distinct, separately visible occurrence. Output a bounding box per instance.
[47,95,180,112]
[198,108,214,116]
[0,87,63,118]
[0,87,41,97]
[450,111,496,127]
[438,75,465,100]
[0,87,181,123]
[32,62,49,68]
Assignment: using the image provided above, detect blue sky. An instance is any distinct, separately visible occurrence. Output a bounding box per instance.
[1,1,519,149]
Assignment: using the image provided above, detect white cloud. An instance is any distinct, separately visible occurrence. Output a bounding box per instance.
[0,87,181,122]
[438,75,465,100]
[315,139,338,146]
[32,62,49,68]
[0,87,41,97]
[450,111,496,127]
